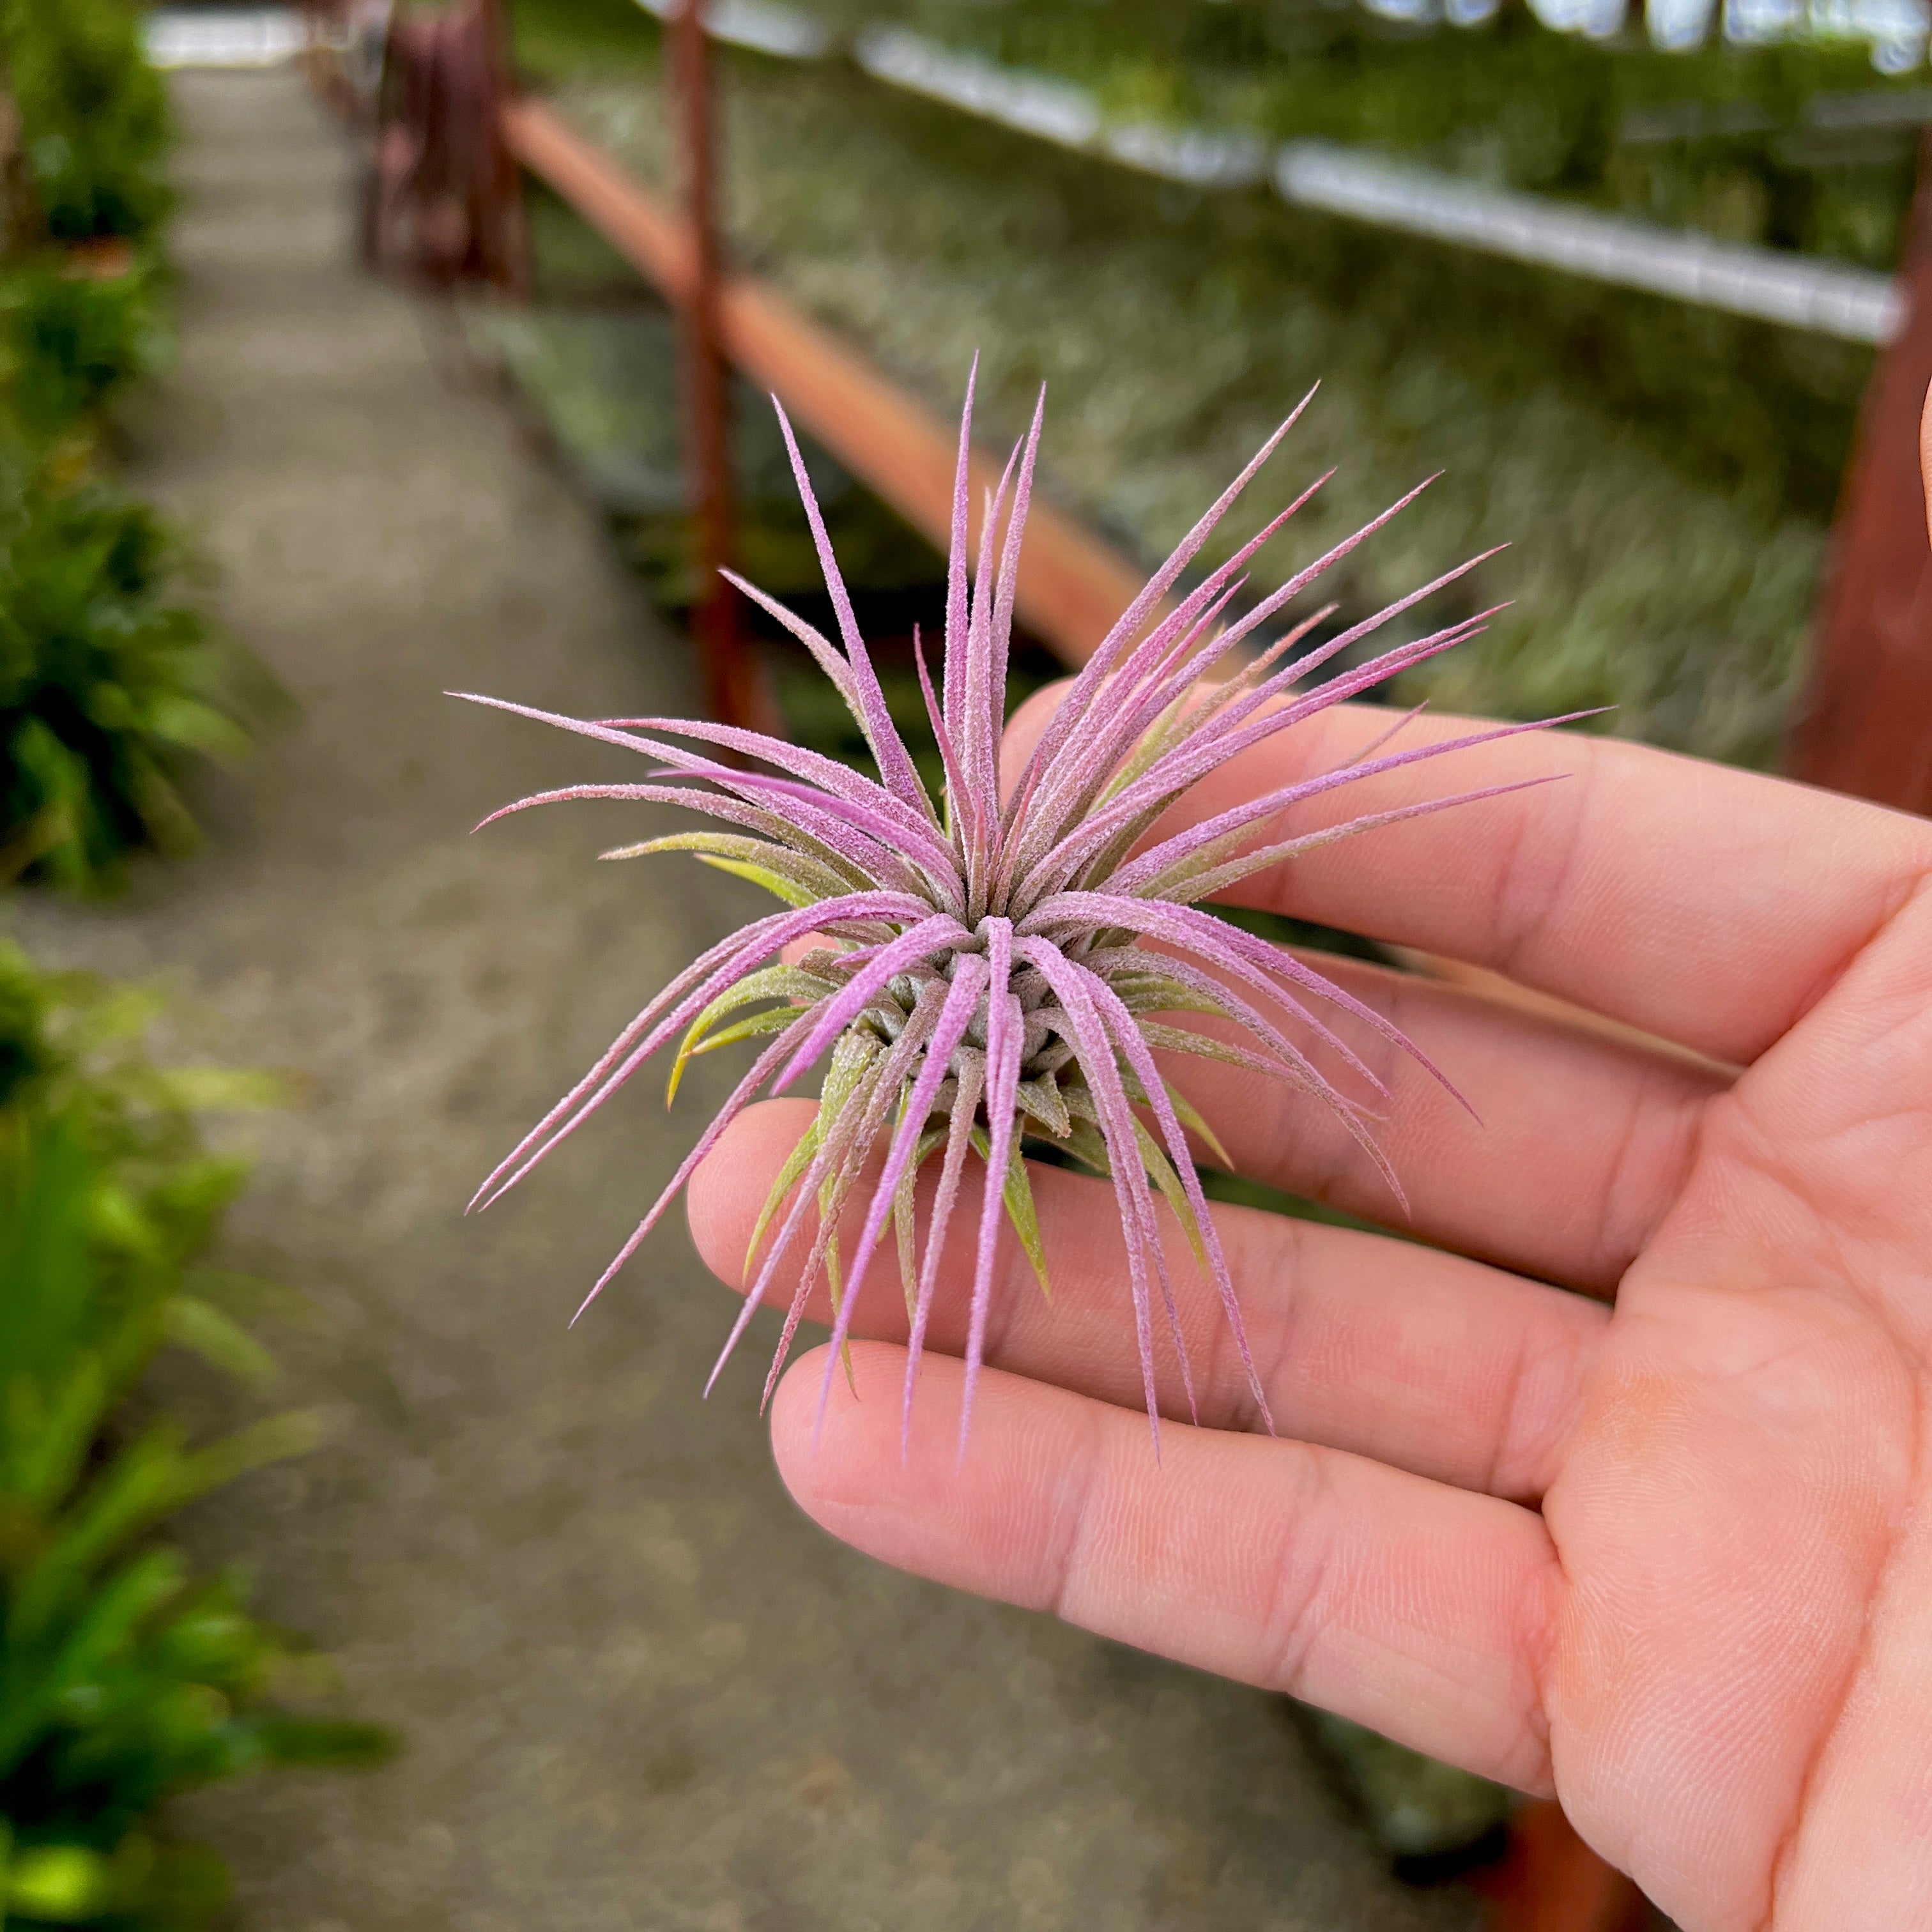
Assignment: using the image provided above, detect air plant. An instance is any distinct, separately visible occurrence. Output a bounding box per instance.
[461,369,1560,1455]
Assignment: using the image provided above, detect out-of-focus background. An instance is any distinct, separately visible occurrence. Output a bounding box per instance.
[1,0,1926,1928]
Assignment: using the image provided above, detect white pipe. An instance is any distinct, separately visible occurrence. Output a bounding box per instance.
[1274,139,1903,341]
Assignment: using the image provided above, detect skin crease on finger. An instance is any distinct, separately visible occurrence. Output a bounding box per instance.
[683,682,1932,1932]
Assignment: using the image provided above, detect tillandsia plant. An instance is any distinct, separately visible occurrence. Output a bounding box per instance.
[462,370,1567,1454]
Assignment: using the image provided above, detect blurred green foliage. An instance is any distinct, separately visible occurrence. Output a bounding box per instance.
[0,12,380,1920]
[0,262,163,443]
[0,0,272,897]
[0,943,390,1930]
[0,0,171,246]
[512,0,659,87]
[0,0,170,445]
[0,463,275,895]
[832,0,1921,266]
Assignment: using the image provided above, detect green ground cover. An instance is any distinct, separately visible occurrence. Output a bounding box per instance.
[0,950,392,1931]
[0,0,277,896]
[815,0,1922,268]
[0,463,274,896]
[0,0,174,450]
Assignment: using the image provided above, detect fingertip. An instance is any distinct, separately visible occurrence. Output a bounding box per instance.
[766,1348,1091,1613]
[768,1341,946,1520]
[778,932,831,967]
[767,1342,871,1516]
[999,678,1074,798]
[685,1098,820,1293]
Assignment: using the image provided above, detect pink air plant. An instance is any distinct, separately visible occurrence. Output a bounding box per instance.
[459,367,1567,1457]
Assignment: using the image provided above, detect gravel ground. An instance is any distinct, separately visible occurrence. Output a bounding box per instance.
[6,66,1482,1932]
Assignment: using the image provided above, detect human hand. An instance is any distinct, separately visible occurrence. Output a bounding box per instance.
[688,688,1932,1932]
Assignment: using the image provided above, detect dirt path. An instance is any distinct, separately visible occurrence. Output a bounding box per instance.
[14,68,1473,1932]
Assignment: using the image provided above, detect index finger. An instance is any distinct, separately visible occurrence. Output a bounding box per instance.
[772,1342,1562,1797]
[1002,686,1932,1068]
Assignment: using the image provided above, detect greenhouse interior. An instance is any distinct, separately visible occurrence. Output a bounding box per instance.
[2,0,1929,1928]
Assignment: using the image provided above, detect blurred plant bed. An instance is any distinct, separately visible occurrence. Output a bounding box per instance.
[0,249,167,454]
[817,0,1922,270]
[513,0,1925,275]
[0,941,392,1931]
[512,0,661,92]
[520,12,1853,769]
[459,298,932,576]
[0,0,175,463]
[0,0,172,254]
[0,0,278,899]
[0,454,282,896]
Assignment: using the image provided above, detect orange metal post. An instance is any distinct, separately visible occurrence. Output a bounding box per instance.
[1476,1802,1649,1932]
[667,1,755,730]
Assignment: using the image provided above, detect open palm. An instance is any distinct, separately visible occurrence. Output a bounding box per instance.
[689,691,1932,1932]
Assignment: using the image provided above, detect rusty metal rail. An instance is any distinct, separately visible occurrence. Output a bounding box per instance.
[499,95,1163,669]
[1473,1801,1650,1932]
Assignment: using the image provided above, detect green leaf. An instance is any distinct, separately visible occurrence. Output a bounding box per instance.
[0,1548,186,1774]
[666,964,833,1105]
[745,1117,819,1276]
[968,1127,1053,1302]
[1098,687,1192,804]
[150,1066,290,1113]
[46,1411,316,1591]
[818,1028,880,1130]
[1111,1054,1235,1173]
[999,1140,1052,1302]
[694,852,822,909]
[888,1112,949,1319]
[1054,1085,1117,1179]
[1109,974,1230,1021]
[7,1356,107,1514]
[166,1411,322,1514]
[160,1296,279,1388]
[1014,1072,1071,1139]
[1136,1018,1251,1064]
[4,1841,114,1922]
[600,831,861,903]
[1129,1117,1213,1281]
[1160,1078,1231,1171]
